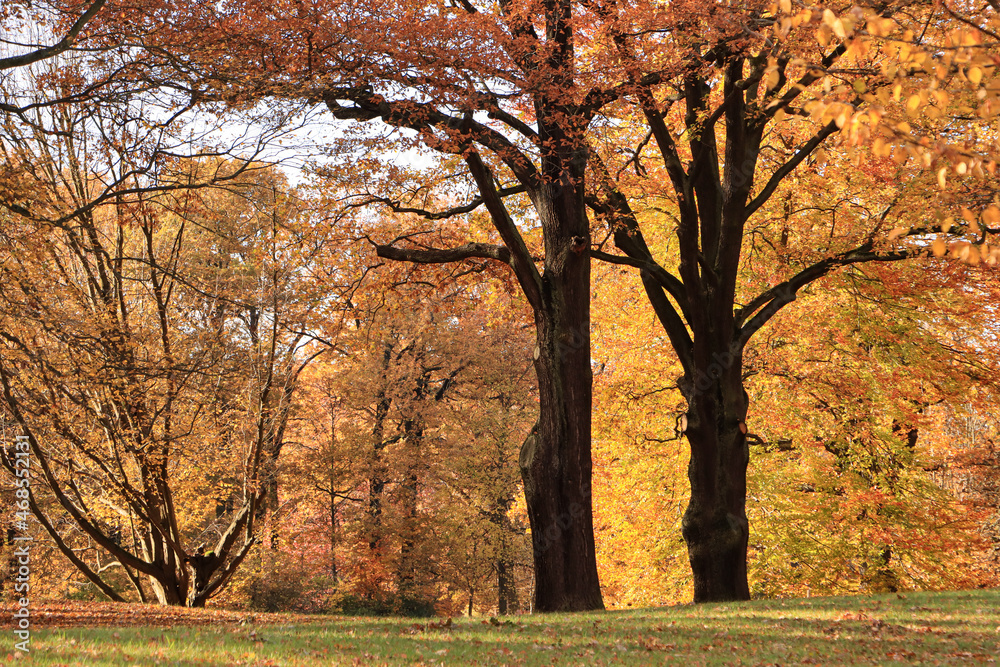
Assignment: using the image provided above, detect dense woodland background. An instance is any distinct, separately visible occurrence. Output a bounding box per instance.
[0,0,998,615]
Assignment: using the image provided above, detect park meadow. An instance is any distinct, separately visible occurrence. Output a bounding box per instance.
[2,588,999,665]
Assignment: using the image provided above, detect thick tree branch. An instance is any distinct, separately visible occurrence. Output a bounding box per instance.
[640,91,689,199]
[374,240,511,264]
[323,90,542,195]
[589,253,693,371]
[497,0,542,74]
[465,151,544,311]
[589,249,683,301]
[737,244,914,348]
[586,149,693,322]
[686,74,723,230]
[641,272,695,375]
[485,107,538,142]
[0,0,107,71]
[717,56,764,304]
[744,119,839,220]
[201,535,255,601]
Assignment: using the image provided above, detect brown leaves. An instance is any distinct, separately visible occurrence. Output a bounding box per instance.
[0,601,271,629]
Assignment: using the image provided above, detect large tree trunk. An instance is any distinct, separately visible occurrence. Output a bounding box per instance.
[680,350,751,602]
[518,168,604,611]
[519,355,602,612]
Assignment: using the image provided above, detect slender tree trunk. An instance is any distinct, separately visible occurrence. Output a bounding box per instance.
[497,557,518,615]
[368,343,393,551]
[329,413,339,583]
[680,350,751,602]
[266,475,279,550]
[492,500,520,615]
[330,497,338,583]
[397,422,421,597]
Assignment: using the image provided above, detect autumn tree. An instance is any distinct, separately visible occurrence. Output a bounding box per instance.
[743,259,1000,596]
[726,139,1000,596]
[105,0,613,611]
[585,190,1000,605]
[576,2,1000,601]
[932,400,1000,580]
[0,144,336,605]
[432,305,535,615]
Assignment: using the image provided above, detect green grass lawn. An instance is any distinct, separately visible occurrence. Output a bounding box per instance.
[5,588,999,665]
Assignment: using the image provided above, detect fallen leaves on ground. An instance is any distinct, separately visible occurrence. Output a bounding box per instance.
[0,601,321,629]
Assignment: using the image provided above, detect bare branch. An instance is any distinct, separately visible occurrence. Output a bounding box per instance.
[0,0,108,72]
[351,183,527,221]
[374,240,511,264]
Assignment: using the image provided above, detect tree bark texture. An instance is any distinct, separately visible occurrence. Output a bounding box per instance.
[680,354,751,602]
[517,140,603,612]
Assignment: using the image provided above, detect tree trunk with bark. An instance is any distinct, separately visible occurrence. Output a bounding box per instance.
[396,422,422,597]
[497,556,519,615]
[491,497,521,615]
[680,355,751,602]
[519,307,602,611]
[368,341,393,551]
[515,104,603,609]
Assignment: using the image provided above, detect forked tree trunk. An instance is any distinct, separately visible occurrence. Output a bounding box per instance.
[680,349,752,602]
[185,550,222,607]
